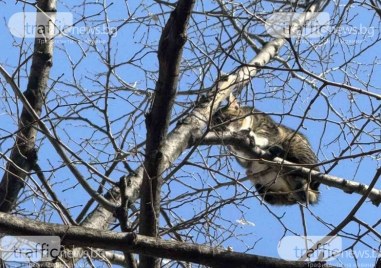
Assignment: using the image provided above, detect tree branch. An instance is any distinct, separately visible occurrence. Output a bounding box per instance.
[0,212,338,268]
[139,1,195,267]
[0,0,57,212]
[0,64,117,212]
[300,168,381,261]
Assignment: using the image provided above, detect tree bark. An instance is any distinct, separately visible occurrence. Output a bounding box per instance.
[139,1,195,267]
[0,0,57,212]
[0,212,338,268]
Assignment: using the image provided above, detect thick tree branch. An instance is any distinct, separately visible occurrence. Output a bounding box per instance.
[0,0,57,212]
[139,1,195,267]
[0,212,338,268]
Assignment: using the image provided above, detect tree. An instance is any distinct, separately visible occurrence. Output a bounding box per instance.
[0,0,380,267]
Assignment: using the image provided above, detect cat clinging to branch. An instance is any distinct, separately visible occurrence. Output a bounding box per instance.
[212,94,320,205]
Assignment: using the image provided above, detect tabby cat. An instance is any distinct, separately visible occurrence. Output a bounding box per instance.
[213,94,320,205]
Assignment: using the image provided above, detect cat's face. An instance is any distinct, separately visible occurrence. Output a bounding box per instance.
[212,101,243,131]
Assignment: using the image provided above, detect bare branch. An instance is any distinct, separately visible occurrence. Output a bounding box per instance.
[0,65,118,212]
[139,0,195,267]
[0,0,57,212]
[299,168,381,261]
[0,212,338,268]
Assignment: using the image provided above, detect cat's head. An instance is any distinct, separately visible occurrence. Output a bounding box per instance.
[212,93,243,131]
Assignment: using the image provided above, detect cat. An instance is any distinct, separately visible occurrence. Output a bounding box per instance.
[212,94,320,205]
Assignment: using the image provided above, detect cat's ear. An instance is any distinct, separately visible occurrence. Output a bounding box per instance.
[228,93,240,110]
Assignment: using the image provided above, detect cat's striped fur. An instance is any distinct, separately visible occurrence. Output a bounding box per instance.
[213,95,320,205]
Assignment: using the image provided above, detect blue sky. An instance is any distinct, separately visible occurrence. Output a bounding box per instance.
[1,1,381,267]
